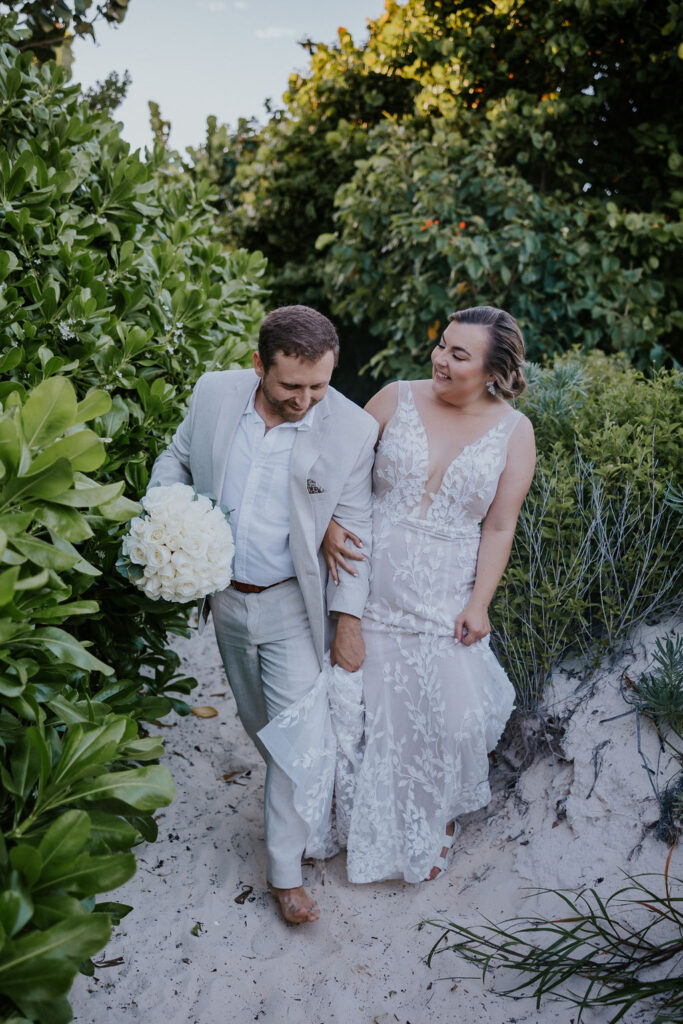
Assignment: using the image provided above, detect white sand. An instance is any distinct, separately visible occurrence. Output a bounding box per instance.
[71,618,681,1024]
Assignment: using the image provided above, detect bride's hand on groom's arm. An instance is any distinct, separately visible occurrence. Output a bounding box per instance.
[322,519,365,585]
[453,602,490,646]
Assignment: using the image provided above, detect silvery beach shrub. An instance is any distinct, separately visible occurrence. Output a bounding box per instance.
[0,16,266,1021]
[491,352,683,711]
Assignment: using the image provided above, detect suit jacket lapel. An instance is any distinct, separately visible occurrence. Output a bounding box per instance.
[289,398,331,563]
[211,372,257,500]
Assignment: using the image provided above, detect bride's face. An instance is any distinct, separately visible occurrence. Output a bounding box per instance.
[430,321,492,399]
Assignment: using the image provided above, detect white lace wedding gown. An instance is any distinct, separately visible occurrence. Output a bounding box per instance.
[259,381,520,883]
[345,381,520,883]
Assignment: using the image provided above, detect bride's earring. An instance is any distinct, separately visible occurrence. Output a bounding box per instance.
[486,380,496,396]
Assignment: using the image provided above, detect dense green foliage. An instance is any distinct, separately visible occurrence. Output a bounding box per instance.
[0,0,131,65]
[0,19,266,1021]
[193,0,683,384]
[324,123,682,379]
[494,352,682,709]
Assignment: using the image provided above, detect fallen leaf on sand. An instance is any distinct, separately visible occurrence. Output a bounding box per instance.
[191,921,204,936]
[190,706,218,718]
[93,957,125,968]
[220,768,250,783]
[234,886,253,904]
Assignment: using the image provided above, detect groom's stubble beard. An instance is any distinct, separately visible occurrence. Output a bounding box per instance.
[259,374,320,422]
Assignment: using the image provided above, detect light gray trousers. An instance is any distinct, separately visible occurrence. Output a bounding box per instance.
[210,579,321,888]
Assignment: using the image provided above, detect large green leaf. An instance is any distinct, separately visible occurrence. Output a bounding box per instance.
[27,628,113,675]
[11,536,80,571]
[8,845,42,887]
[69,765,176,810]
[0,889,34,939]
[33,600,99,621]
[13,568,50,591]
[96,492,141,521]
[0,416,23,476]
[74,389,111,424]
[1,459,73,506]
[29,429,105,474]
[17,994,73,1024]
[118,736,165,762]
[26,725,52,794]
[34,851,136,896]
[20,378,77,451]
[38,810,91,871]
[87,811,140,853]
[8,732,40,800]
[0,915,112,1000]
[31,892,87,931]
[0,512,33,536]
[0,566,19,606]
[49,721,128,791]
[32,503,93,542]
[50,477,124,508]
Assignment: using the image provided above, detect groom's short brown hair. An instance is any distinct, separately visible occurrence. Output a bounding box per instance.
[258,305,340,370]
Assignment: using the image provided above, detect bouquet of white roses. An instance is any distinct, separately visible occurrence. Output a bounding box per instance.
[118,482,234,602]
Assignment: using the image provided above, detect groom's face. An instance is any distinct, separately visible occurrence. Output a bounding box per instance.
[253,349,335,422]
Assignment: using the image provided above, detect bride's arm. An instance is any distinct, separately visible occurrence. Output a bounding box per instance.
[322,381,399,584]
[454,416,536,646]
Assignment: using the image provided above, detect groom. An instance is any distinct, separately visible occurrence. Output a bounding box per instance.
[149,305,377,923]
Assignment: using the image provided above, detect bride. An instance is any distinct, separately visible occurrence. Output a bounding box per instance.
[323,305,536,883]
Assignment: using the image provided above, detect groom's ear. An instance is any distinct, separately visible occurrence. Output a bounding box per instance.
[253,351,264,378]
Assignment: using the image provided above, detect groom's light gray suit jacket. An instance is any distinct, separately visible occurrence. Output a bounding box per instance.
[149,368,378,668]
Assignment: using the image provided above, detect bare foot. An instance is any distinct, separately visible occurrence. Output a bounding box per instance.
[267,883,320,924]
[425,820,456,881]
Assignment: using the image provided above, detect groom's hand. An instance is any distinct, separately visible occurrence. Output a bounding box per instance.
[330,613,365,672]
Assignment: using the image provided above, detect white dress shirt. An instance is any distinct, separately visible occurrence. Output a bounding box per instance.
[221,383,316,586]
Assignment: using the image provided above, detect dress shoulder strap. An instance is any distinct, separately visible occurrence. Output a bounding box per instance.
[499,408,524,443]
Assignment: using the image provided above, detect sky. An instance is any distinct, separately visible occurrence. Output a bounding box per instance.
[70,0,382,155]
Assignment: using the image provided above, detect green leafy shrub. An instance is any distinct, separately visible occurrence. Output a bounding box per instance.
[0,377,175,1023]
[323,123,682,372]
[0,19,267,1021]
[490,353,682,709]
[199,0,683,385]
[426,856,683,1024]
[626,635,683,748]
[0,20,267,701]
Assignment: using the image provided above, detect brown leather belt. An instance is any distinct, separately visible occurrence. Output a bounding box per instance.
[230,577,295,595]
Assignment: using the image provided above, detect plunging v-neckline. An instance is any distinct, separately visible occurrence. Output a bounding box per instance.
[406,382,515,509]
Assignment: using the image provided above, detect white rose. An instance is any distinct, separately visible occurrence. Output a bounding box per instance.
[178,512,208,541]
[122,536,147,565]
[192,494,212,513]
[143,521,168,544]
[174,576,201,601]
[206,540,234,565]
[156,562,176,582]
[141,487,170,514]
[142,576,163,599]
[143,542,172,568]
[179,532,210,558]
[128,516,148,538]
[210,570,232,592]
[165,482,195,506]
[171,549,194,573]
[158,527,183,552]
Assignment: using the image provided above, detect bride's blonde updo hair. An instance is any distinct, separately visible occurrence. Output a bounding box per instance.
[448,305,527,399]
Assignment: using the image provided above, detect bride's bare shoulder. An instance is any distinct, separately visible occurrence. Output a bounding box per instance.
[364,381,400,434]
